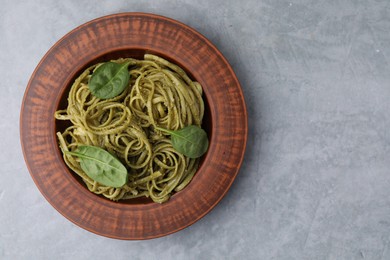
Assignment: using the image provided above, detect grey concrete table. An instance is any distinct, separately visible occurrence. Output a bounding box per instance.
[2,0,390,259]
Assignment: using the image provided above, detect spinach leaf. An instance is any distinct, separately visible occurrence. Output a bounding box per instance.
[64,145,128,188]
[155,125,209,158]
[88,61,131,99]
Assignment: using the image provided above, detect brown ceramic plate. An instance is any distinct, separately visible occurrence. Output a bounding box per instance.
[20,13,247,239]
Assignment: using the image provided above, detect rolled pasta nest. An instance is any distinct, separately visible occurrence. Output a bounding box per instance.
[55,54,204,203]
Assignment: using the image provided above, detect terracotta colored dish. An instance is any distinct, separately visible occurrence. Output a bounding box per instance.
[20,13,247,240]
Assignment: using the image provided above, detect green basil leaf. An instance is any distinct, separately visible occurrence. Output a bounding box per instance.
[64,145,128,188]
[88,61,131,99]
[155,125,209,158]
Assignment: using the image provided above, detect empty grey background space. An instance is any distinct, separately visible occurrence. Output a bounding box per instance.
[1,0,390,259]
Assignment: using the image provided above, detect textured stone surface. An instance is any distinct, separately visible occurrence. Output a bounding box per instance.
[2,0,390,259]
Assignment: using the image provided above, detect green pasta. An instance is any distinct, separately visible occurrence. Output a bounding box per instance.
[55,54,204,203]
